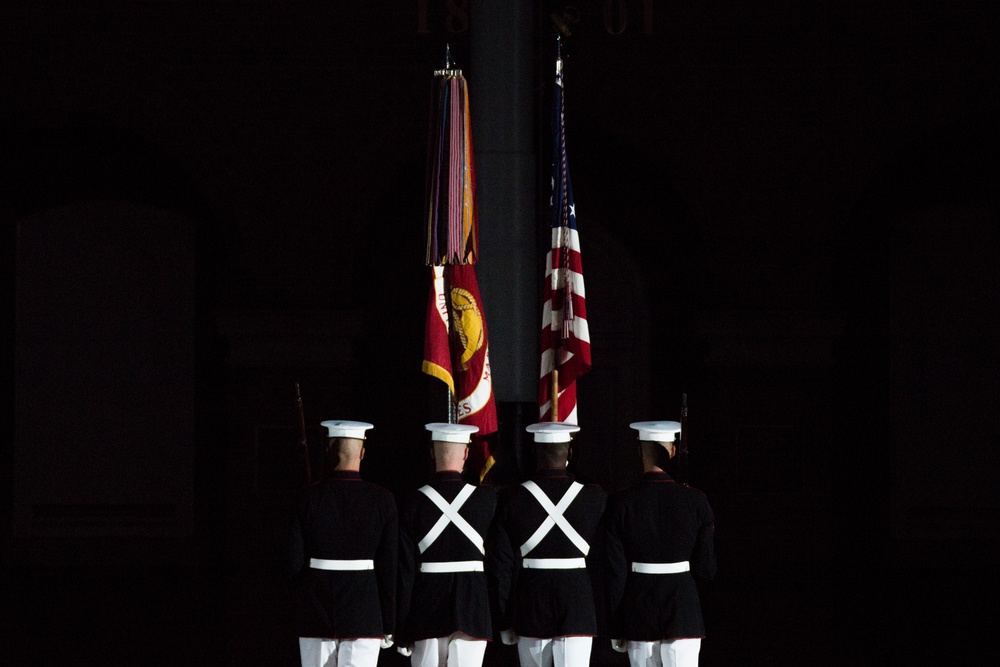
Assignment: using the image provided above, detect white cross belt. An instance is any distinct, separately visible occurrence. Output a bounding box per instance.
[518,481,590,557]
[631,561,690,574]
[417,484,485,555]
[310,558,374,571]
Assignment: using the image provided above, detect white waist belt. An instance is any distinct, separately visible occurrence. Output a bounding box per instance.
[420,560,484,573]
[310,558,375,571]
[522,557,587,569]
[631,561,690,574]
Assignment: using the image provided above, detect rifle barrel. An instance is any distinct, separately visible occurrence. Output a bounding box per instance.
[296,382,312,483]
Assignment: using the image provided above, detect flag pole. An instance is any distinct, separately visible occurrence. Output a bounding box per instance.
[437,43,458,426]
[444,260,457,424]
[550,38,561,425]
[551,370,559,421]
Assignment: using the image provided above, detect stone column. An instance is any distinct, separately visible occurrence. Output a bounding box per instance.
[471,0,538,478]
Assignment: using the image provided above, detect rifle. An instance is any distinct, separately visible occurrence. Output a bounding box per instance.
[679,393,688,454]
[295,382,312,484]
[677,392,690,481]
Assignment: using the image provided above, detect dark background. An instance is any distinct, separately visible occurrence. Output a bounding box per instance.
[5,1,999,665]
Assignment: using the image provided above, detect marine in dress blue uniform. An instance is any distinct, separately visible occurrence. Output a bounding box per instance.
[396,423,496,667]
[487,422,607,667]
[603,421,717,667]
[286,420,398,667]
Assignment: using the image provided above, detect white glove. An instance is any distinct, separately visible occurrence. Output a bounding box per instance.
[380,635,394,649]
[396,645,413,657]
[611,638,627,653]
[501,628,519,645]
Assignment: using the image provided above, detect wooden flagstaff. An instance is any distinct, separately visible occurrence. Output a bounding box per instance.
[551,369,560,422]
[445,266,456,425]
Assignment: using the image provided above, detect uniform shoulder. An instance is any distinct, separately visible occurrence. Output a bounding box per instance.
[608,485,633,501]
[494,481,531,503]
[401,486,427,503]
[297,478,334,499]
[495,480,527,495]
[299,480,322,494]
[681,482,709,496]
[475,484,498,499]
[363,480,398,504]
[363,478,393,493]
[606,485,641,510]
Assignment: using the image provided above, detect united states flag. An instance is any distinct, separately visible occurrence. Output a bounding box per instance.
[538,51,591,424]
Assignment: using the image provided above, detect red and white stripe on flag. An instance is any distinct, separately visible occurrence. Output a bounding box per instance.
[539,225,591,423]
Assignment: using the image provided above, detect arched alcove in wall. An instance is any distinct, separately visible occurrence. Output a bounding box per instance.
[15,201,198,545]
[8,113,226,572]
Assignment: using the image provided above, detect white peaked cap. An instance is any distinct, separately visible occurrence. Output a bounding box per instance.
[526,422,581,443]
[426,422,479,444]
[630,421,682,442]
[321,420,374,439]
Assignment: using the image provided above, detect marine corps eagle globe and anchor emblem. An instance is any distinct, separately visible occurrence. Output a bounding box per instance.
[449,286,484,371]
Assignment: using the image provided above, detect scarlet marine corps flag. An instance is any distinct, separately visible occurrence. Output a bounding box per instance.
[538,44,591,424]
[421,48,498,481]
[422,265,497,434]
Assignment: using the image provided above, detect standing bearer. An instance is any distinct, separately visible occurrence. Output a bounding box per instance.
[487,422,607,667]
[604,421,717,667]
[286,420,398,667]
[397,423,496,667]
